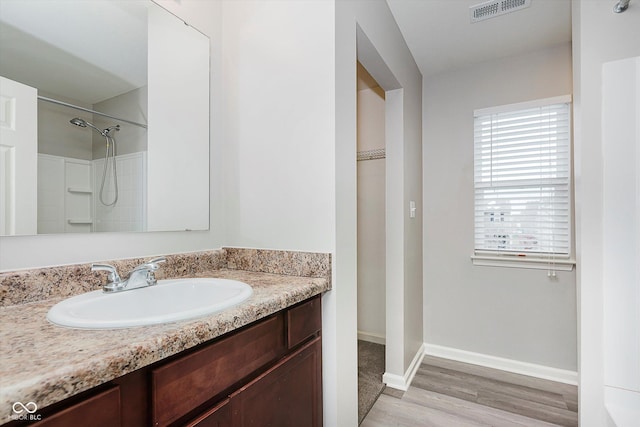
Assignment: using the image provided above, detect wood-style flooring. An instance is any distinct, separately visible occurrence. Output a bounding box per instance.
[361,355,578,427]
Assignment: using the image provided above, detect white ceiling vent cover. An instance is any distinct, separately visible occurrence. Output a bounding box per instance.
[470,0,531,23]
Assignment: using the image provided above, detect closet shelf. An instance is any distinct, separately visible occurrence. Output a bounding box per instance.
[357,148,386,161]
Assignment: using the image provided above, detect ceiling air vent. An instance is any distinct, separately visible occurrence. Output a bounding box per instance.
[470,0,531,23]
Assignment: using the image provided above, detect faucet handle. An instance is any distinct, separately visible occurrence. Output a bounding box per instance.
[144,257,167,271]
[91,263,121,284]
[139,257,166,286]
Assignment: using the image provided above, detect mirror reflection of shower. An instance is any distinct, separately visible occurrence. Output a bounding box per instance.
[69,118,120,206]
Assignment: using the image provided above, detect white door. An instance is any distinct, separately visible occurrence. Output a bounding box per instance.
[0,76,38,235]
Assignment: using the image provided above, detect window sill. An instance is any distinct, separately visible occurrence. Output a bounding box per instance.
[471,254,575,271]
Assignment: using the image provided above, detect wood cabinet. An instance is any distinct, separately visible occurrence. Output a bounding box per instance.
[185,399,230,427]
[30,387,121,427]
[151,314,286,426]
[230,337,322,427]
[8,295,322,427]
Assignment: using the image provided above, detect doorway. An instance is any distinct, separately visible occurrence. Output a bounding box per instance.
[356,61,386,423]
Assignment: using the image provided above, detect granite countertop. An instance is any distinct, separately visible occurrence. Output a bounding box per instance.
[0,268,330,422]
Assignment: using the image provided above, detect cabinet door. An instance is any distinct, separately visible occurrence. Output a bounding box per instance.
[229,337,322,427]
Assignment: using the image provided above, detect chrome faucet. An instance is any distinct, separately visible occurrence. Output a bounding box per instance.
[91,257,167,293]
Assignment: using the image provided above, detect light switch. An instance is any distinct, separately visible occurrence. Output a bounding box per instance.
[410,201,416,218]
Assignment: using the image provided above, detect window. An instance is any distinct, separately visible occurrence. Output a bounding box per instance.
[472,96,573,269]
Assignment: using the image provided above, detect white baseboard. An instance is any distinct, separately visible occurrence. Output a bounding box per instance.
[357,331,386,345]
[424,343,578,385]
[383,343,426,391]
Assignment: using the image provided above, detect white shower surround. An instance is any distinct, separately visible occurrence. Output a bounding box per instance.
[92,151,147,233]
[36,152,146,234]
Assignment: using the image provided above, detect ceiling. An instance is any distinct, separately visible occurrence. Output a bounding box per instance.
[386,0,572,78]
[0,0,148,104]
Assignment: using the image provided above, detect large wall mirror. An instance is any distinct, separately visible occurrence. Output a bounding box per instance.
[0,0,210,235]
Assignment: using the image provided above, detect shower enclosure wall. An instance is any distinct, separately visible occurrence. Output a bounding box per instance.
[37,152,146,233]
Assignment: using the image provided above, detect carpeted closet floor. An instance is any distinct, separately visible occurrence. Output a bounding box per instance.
[358,340,386,424]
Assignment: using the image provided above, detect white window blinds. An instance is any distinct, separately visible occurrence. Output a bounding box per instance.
[474,97,571,256]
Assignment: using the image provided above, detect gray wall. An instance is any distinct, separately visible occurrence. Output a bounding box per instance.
[423,42,577,371]
[93,86,147,158]
[37,91,93,160]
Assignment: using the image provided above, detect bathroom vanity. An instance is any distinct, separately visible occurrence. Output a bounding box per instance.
[12,295,321,427]
[0,249,330,427]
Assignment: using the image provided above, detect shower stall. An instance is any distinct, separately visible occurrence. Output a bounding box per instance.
[36,92,147,233]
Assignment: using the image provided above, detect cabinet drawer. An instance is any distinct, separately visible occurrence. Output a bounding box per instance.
[185,399,230,427]
[33,386,120,427]
[287,295,321,349]
[151,313,285,427]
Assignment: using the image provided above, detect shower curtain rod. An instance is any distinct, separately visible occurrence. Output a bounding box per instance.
[38,95,148,130]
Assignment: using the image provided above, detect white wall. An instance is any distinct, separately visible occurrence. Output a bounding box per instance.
[147,4,209,232]
[572,1,640,425]
[357,86,386,341]
[423,43,577,371]
[601,56,640,426]
[0,0,223,270]
[220,1,335,251]
[219,1,340,423]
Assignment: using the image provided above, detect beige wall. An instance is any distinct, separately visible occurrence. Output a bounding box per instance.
[423,43,577,370]
[357,84,386,341]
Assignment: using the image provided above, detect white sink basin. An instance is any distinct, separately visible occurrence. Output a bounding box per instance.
[47,278,253,329]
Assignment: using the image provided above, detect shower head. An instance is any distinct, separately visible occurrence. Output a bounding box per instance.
[70,117,104,135]
[614,0,630,12]
[70,117,87,127]
[69,117,118,137]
